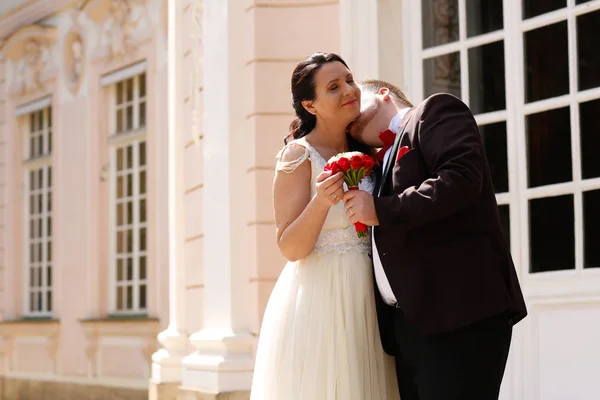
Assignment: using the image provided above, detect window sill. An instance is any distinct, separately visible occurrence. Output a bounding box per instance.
[79,315,160,338]
[0,317,60,336]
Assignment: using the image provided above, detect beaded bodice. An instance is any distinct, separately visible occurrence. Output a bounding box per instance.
[276,137,374,255]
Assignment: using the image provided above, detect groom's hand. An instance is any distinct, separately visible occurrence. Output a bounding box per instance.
[343,190,379,226]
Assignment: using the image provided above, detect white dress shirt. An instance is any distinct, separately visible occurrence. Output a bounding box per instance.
[373,108,411,306]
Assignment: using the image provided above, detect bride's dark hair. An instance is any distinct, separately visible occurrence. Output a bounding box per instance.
[284,52,374,157]
[285,52,348,144]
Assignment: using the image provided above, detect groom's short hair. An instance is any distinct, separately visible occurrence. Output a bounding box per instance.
[360,79,413,107]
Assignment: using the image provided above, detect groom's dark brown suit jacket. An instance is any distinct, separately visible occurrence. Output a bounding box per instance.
[372,93,527,353]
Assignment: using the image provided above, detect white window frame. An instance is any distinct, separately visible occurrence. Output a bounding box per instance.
[107,71,148,316]
[406,0,600,295]
[22,105,53,318]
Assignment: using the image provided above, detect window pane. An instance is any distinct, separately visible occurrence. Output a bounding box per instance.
[524,22,569,103]
[127,257,133,280]
[117,231,124,253]
[498,205,510,247]
[127,146,133,169]
[140,199,146,223]
[523,0,565,19]
[424,52,461,98]
[577,10,600,91]
[466,0,503,37]
[480,122,508,193]
[140,285,147,309]
[47,290,52,312]
[140,171,146,195]
[526,107,572,187]
[127,228,133,252]
[117,82,123,104]
[139,73,146,98]
[126,105,133,130]
[117,109,123,133]
[468,40,506,114]
[530,195,574,272]
[117,258,123,281]
[422,0,459,48]
[140,227,146,252]
[580,98,600,179]
[117,148,123,170]
[139,142,146,166]
[37,135,43,156]
[140,256,146,280]
[127,173,133,197]
[117,203,124,226]
[126,286,133,309]
[583,189,600,269]
[140,102,146,128]
[117,176,124,198]
[126,78,134,102]
[117,287,123,309]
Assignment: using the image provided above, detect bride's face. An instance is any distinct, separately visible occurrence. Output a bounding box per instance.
[303,61,360,126]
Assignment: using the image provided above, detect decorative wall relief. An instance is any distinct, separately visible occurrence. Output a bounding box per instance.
[2,25,57,98]
[64,29,85,95]
[103,0,140,59]
[83,0,150,62]
[191,0,204,143]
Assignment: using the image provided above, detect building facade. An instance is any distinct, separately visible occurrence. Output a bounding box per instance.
[0,0,598,399]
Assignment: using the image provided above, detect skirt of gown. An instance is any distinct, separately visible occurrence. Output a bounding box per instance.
[250,248,400,400]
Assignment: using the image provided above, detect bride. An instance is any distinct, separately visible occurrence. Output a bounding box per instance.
[249,52,399,400]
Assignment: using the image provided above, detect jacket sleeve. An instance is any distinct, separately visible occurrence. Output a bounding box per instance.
[374,93,484,230]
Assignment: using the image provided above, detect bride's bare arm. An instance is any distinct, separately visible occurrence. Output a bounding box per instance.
[274,145,344,262]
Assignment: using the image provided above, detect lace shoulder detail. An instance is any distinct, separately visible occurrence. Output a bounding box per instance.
[275,142,310,173]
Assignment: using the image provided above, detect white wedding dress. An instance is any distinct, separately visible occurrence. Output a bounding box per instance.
[250,137,400,400]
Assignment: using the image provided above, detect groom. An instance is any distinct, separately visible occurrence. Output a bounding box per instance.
[343,80,527,400]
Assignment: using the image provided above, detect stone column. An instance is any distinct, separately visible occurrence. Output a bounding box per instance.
[340,0,380,81]
[180,0,255,396]
[149,0,188,395]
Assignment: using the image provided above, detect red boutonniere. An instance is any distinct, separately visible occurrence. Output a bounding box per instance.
[396,146,410,163]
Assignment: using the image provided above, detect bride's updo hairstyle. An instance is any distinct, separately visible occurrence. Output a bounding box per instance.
[285,52,349,144]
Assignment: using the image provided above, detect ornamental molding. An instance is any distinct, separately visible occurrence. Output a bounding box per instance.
[2,25,57,98]
[83,0,151,62]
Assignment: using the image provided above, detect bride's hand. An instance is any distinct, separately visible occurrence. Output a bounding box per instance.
[315,171,345,207]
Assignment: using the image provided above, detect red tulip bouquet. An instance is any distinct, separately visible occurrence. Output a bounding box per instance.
[324,152,376,238]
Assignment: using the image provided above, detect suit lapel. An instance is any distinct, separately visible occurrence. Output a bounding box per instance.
[378,116,412,196]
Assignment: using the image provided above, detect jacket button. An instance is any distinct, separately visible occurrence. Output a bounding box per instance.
[382,252,387,257]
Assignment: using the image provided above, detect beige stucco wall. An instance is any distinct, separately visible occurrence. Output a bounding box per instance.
[0,0,344,395]
[243,1,341,336]
[0,0,339,394]
[0,0,167,392]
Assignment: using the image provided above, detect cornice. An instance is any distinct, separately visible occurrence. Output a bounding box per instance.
[0,0,78,41]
